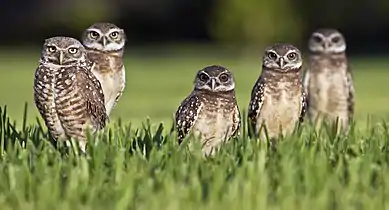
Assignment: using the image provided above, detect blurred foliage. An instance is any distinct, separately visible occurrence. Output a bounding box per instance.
[48,0,117,30]
[2,0,389,52]
[210,0,303,49]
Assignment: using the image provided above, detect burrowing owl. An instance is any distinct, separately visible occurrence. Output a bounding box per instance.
[248,44,307,141]
[34,36,108,152]
[81,22,126,116]
[304,28,354,133]
[175,65,241,156]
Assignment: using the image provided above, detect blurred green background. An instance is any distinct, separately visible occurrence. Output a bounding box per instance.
[1,0,389,129]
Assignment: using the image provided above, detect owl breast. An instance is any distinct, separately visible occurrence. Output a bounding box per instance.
[258,81,302,138]
[192,95,236,154]
[34,66,67,140]
[309,64,349,120]
[87,50,126,116]
[93,65,125,114]
[54,73,88,138]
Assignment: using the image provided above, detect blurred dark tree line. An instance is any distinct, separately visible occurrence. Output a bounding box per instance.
[1,0,388,53]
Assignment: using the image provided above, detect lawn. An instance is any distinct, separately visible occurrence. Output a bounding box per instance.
[0,47,389,129]
[0,47,388,209]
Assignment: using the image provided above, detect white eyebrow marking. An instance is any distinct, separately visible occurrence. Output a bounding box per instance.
[285,49,298,55]
[199,70,210,76]
[106,28,122,35]
[312,32,326,38]
[267,49,278,55]
[66,45,80,49]
[328,33,342,40]
[86,29,103,35]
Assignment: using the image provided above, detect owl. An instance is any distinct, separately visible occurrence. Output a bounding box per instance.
[304,28,354,133]
[175,65,241,156]
[81,22,127,116]
[248,44,307,142]
[34,36,108,152]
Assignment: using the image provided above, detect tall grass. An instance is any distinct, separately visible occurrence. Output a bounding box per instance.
[0,104,388,210]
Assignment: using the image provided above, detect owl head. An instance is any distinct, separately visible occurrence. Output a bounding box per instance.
[41,36,87,65]
[82,22,126,52]
[308,28,346,54]
[262,43,303,72]
[194,65,235,92]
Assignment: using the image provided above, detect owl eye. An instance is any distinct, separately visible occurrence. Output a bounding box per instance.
[199,73,209,82]
[332,36,341,43]
[268,52,278,60]
[287,52,297,60]
[47,46,57,53]
[89,31,99,39]
[312,36,322,43]
[110,31,119,39]
[68,47,78,54]
[219,73,229,82]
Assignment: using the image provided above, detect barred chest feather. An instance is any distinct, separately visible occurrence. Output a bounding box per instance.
[34,65,74,139]
[192,92,237,147]
[309,63,349,117]
[258,77,302,137]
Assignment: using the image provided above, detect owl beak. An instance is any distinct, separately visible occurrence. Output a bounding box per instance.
[278,57,285,69]
[102,37,107,46]
[323,42,330,51]
[59,51,64,65]
[211,78,217,90]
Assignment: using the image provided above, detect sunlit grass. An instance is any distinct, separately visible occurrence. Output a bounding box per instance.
[0,103,388,209]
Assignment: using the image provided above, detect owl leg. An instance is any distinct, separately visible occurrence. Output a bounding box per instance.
[202,145,217,157]
[336,117,350,135]
[107,90,124,115]
[78,141,87,153]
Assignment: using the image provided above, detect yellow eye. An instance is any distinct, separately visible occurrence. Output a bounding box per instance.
[268,51,278,60]
[199,73,209,82]
[312,35,322,43]
[110,31,119,39]
[47,46,56,53]
[89,31,99,39]
[219,73,229,82]
[332,36,341,43]
[68,47,78,54]
[287,52,297,60]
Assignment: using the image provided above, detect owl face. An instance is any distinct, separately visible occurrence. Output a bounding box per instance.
[41,36,86,65]
[262,44,302,71]
[82,22,126,52]
[308,28,346,54]
[194,65,235,92]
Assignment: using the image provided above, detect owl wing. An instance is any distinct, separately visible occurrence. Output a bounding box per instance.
[299,89,308,123]
[33,64,50,120]
[303,68,310,108]
[113,65,126,107]
[247,77,265,137]
[175,92,202,143]
[74,66,108,130]
[346,66,355,122]
[231,104,241,137]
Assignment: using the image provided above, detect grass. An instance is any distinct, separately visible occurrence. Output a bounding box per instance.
[0,47,389,129]
[1,103,389,209]
[0,47,388,209]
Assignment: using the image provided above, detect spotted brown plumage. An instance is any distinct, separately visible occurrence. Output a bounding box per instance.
[34,36,108,152]
[81,22,126,116]
[248,44,306,141]
[247,77,265,137]
[304,28,354,133]
[175,93,202,142]
[175,65,241,156]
